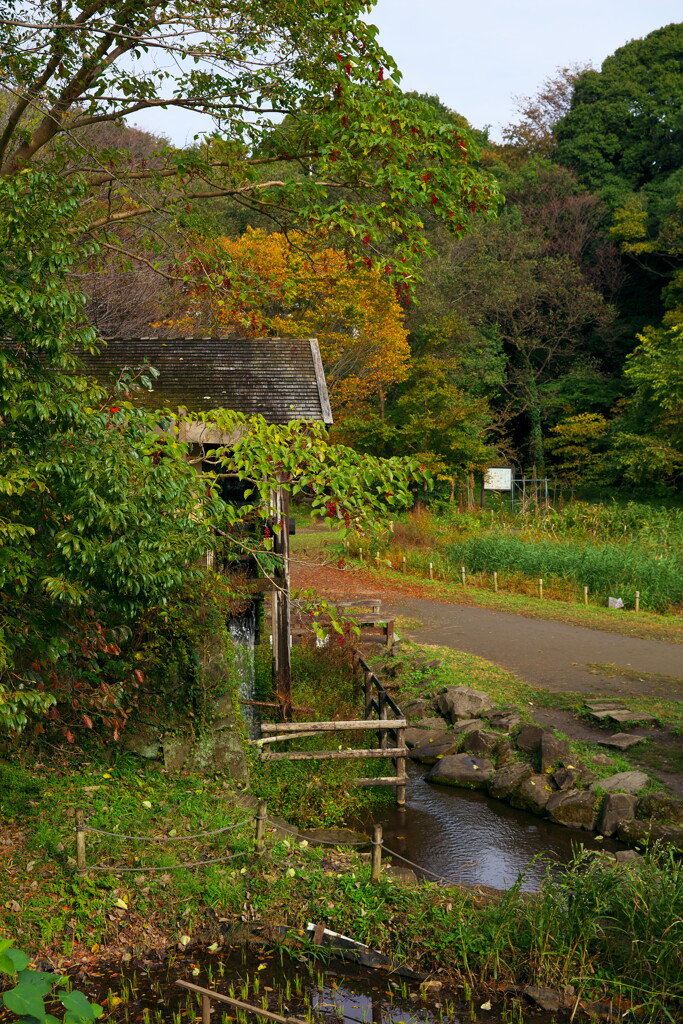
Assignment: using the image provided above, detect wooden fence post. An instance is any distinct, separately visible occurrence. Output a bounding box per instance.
[378,689,387,750]
[364,670,373,718]
[371,825,383,884]
[255,799,267,853]
[395,727,406,807]
[493,571,498,593]
[429,562,433,580]
[635,591,640,613]
[202,993,211,1024]
[538,579,543,600]
[461,566,466,586]
[402,556,406,573]
[75,808,86,876]
[583,586,588,606]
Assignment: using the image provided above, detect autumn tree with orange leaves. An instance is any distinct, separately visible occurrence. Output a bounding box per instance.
[167,228,411,411]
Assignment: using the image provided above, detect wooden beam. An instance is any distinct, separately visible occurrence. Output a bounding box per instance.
[260,719,406,733]
[176,981,308,1024]
[261,747,407,761]
[353,776,409,786]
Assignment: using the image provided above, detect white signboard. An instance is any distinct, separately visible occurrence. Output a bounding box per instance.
[484,467,513,491]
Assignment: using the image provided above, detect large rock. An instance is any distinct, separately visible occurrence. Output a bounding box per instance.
[436,686,493,722]
[462,729,498,757]
[416,717,448,731]
[451,719,481,735]
[617,819,683,852]
[523,987,560,1013]
[636,793,683,826]
[493,736,515,765]
[404,727,448,748]
[590,771,649,795]
[402,698,431,720]
[426,753,494,789]
[599,733,646,751]
[515,724,544,754]
[546,790,598,831]
[540,732,570,772]
[600,793,637,837]
[510,774,554,815]
[487,761,533,800]
[409,734,459,764]
[123,724,161,760]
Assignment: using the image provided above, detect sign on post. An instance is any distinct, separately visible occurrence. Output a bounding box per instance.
[481,467,514,510]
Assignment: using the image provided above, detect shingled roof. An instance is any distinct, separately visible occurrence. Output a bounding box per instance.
[78,337,333,425]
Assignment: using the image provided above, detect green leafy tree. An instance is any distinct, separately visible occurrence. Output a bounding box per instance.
[0,939,103,1024]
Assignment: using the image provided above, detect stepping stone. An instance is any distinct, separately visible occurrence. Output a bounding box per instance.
[608,710,656,724]
[590,770,649,795]
[599,733,646,751]
[585,700,625,710]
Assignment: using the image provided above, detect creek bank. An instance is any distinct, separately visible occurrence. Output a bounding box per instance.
[376,646,683,853]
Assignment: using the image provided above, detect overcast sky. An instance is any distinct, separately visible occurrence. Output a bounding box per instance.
[128,2,682,146]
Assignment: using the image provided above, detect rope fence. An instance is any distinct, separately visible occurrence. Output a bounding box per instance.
[73,803,504,901]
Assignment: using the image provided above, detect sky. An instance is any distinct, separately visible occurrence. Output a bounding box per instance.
[128,1,682,146]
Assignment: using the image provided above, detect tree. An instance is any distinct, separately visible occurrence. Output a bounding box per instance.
[0,0,500,289]
[0,169,424,734]
[554,24,683,199]
[502,64,591,158]
[164,227,411,410]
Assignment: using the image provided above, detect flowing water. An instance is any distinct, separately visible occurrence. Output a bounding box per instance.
[372,762,624,892]
[229,602,258,737]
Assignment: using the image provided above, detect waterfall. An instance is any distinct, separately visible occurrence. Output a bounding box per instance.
[229,600,258,737]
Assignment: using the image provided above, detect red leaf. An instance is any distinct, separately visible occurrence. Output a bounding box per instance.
[133,669,145,684]
[83,714,93,729]
[65,730,75,743]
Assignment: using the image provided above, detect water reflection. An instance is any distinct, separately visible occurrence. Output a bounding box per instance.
[375,762,623,892]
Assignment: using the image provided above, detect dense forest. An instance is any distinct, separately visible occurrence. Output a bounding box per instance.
[77,21,683,497]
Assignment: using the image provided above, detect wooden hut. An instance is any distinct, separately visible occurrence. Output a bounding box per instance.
[79,336,333,717]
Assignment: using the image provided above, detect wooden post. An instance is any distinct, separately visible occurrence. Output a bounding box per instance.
[429,562,433,580]
[635,591,640,613]
[493,571,498,593]
[402,556,406,573]
[371,825,382,883]
[461,565,466,586]
[395,727,406,807]
[75,808,86,876]
[255,799,267,853]
[364,670,373,718]
[375,550,380,566]
[271,479,292,721]
[583,586,588,606]
[538,579,543,599]
[202,994,211,1024]
[378,690,387,750]
[359,547,364,563]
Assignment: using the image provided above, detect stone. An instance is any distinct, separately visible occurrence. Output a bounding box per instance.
[402,699,430,720]
[426,753,494,789]
[163,735,193,771]
[300,828,369,846]
[591,753,616,767]
[598,733,646,751]
[509,775,554,815]
[436,686,493,722]
[188,731,249,780]
[590,770,649,796]
[462,729,498,757]
[523,986,560,1013]
[404,727,449,749]
[384,865,418,884]
[600,792,637,837]
[515,724,544,753]
[416,717,448,731]
[487,761,533,800]
[123,725,161,760]
[409,735,459,764]
[552,767,582,791]
[546,790,599,831]
[451,719,481,735]
[493,736,515,765]
[636,793,683,826]
[540,731,570,772]
[614,849,642,865]
[617,820,683,852]
[488,713,522,732]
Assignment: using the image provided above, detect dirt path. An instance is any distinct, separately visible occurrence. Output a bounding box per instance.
[292,560,683,700]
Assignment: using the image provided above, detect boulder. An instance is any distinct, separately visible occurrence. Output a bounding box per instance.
[123,724,161,760]
[487,761,533,800]
[617,819,683,852]
[493,736,515,765]
[404,727,448,749]
[614,849,642,865]
[451,719,481,735]
[402,698,431,720]
[426,753,494,789]
[540,731,570,772]
[510,774,554,815]
[600,792,637,836]
[546,790,599,831]
[523,987,560,1013]
[636,793,683,826]
[488,713,522,732]
[462,729,498,757]
[515,723,544,753]
[552,767,583,791]
[416,717,448,731]
[409,734,459,764]
[590,770,649,796]
[436,686,493,722]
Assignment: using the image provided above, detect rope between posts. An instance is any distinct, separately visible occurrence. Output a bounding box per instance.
[83,851,249,873]
[78,816,255,842]
[264,817,369,847]
[380,843,503,902]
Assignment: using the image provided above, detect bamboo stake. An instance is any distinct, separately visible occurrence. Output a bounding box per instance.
[255,799,267,853]
[583,586,588,606]
[461,565,466,586]
[371,825,383,883]
[261,719,406,733]
[429,562,433,580]
[402,556,406,573]
[538,579,543,599]
[493,571,498,593]
[75,808,86,876]
[262,747,407,762]
[635,590,640,613]
[359,548,364,563]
